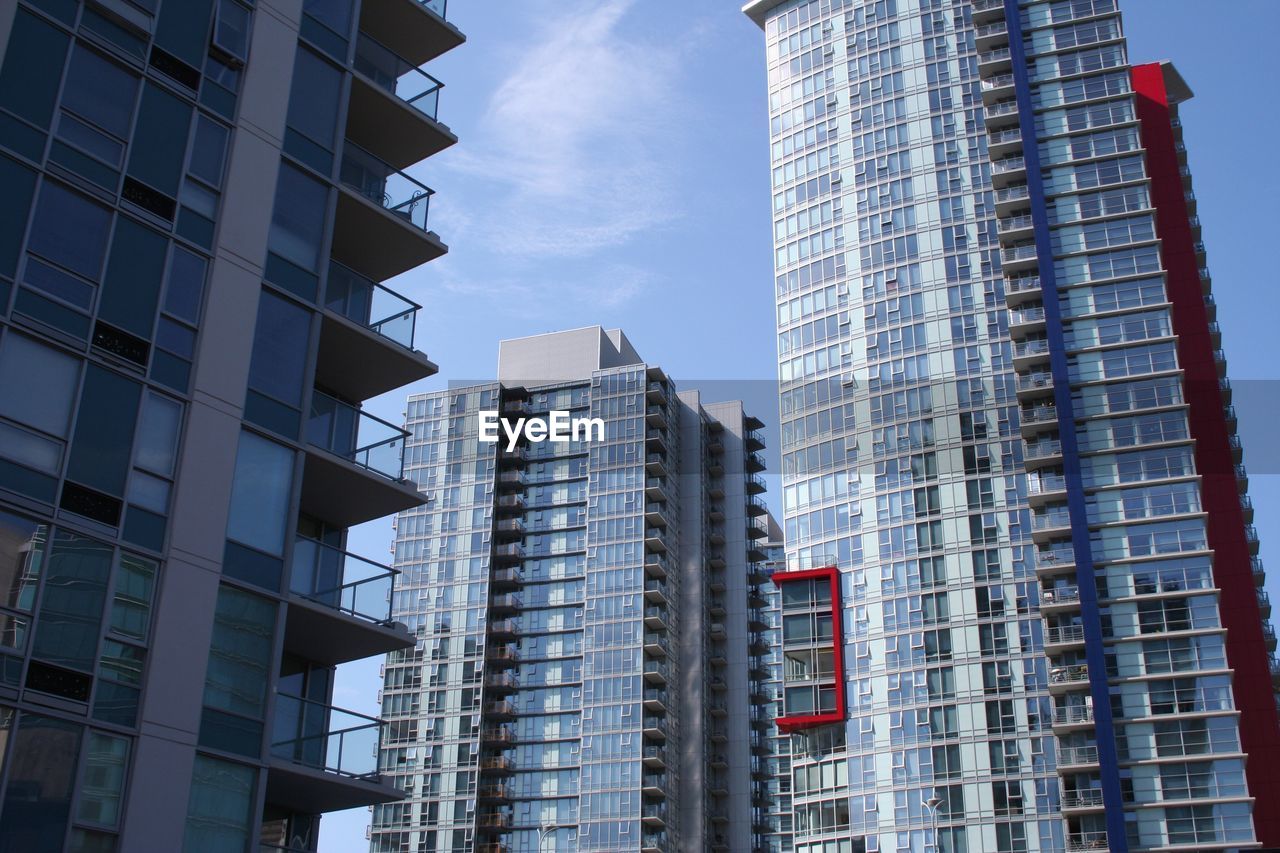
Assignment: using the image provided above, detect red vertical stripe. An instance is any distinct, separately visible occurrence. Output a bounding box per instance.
[1131,63,1280,843]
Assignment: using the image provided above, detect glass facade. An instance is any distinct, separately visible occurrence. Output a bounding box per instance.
[0,0,462,849]
[373,330,775,853]
[747,1,1280,852]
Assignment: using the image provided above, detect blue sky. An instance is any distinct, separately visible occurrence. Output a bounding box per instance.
[325,1,1280,847]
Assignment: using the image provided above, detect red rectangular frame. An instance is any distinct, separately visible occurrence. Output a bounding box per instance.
[771,565,846,731]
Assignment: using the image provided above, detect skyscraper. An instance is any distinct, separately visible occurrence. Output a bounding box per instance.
[0,0,461,850]
[743,1,1280,852]
[372,327,775,853]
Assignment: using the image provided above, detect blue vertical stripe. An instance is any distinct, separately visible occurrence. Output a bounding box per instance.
[1001,1,1129,848]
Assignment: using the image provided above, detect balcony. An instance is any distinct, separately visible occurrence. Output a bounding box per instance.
[643,687,668,715]
[1036,546,1076,575]
[642,745,666,769]
[1008,304,1046,331]
[285,537,413,665]
[643,715,668,740]
[645,554,669,580]
[1041,586,1081,610]
[493,543,525,564]
[981,73,1016,102]
[1061,788,1105,811]
[358,0,464,68]
[984,99,1020,130]
[1066,831,1107,852]
[644,658,670,685]
[1016,371,1054,397]
[645,527,668,554]
[641,802,668,827]
[1049,664,1090,691]
[488,618,520,638]
[348,33,454,170]
[974,20,1009,50]
[644,604,669,632]
[978,46,1013,71]
[302,391,421,528]
[1001,241,1038,269]
[746,472,767,495]
[334,141,444,282]
[319,261,436,401]
[644,632,671,658]
[268,694,399,813]
[1023,439,1063,466]
[645,502,671,528]
[1052,704,1095,728]
[1045,624,1086,650]
[484,700,516,719]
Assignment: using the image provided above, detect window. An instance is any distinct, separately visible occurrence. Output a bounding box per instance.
[203,584,276,719]
[285,46,342,172]
[56,46,139,173]
[212,0,252,66]
[76,731,129,828]
[31,530,112,673]
[27,181,112,286]
[267,163,328,275]
[183,754,257,853]
[0,332,79,474]
[226,431,295,557]
[0,712,81,853]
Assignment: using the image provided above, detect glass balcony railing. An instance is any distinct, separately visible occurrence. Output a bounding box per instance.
[325,260,420,349]
[339,141,435,232]
[418,0,447,19]
[271,693,383,779]
[307,389,409,480]
[354,33,444,122]
[289,536,397,623]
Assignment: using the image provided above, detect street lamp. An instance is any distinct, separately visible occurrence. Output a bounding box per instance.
[922,795,942,853]
[537,823,565,852]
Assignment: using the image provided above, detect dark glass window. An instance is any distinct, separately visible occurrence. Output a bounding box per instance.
[189,115,229,188]
[0,711,81,853]
[27,182,111,281]
[285,46,342,171]
[163,246,208,324]
[0,11,70,133]
[126,83,193,198]
[99,218,168,340]
[226,431,295,557]
[67,365,143,499]
[203,584,275,718]
[31,531,112,672]
[60,45,139,142]
[248,290,311,407]
[267,163,328,272]
[183,754,256,853]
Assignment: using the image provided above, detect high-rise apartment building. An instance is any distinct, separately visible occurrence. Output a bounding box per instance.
[0,0,460,850]
[372,327,775,853]
[743,1,1280,852]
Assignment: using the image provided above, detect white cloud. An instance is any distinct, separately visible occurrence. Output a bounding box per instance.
[448,0,687,261]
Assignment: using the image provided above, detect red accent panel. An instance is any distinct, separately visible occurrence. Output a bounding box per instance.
[1132,63,1280,843]
[772,565,846,731]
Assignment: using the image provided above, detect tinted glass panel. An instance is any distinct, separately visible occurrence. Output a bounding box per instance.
[183,755,255,853]
[226,431,294,556]
[0,712,81,853]
[0,510,42,612]
[99,218,167,338]
[109,552,156,641]
[248,290,310,407]
[27,182,111,280]
[163,246,207,323]
[31,531,112,671]
[134,392,182,477]
[76,731,129,827]
[67,365,142,498]
[0,331,79,437]
[267,164,327,271]
[0,11,70,129]
[203,585,275,718]
[0,156,37,279]
[61,45,139,139]
[287,48,341,151]
[189,115,229,188]
[126,83,192,197]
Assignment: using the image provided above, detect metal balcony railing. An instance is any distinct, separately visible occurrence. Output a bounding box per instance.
[1046,624,1085,645]
[340,141,435,232]
[1066,831,1107,852]
[1042,586,1081,605]
[1050,664,1090,685]
[325,260,419,349]
[354,33,444,121]
[307,389,409,480]
[271,694,383,778]
[980,47,1012,64]
[1052,705,1094,725]
[290,536,398,623]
